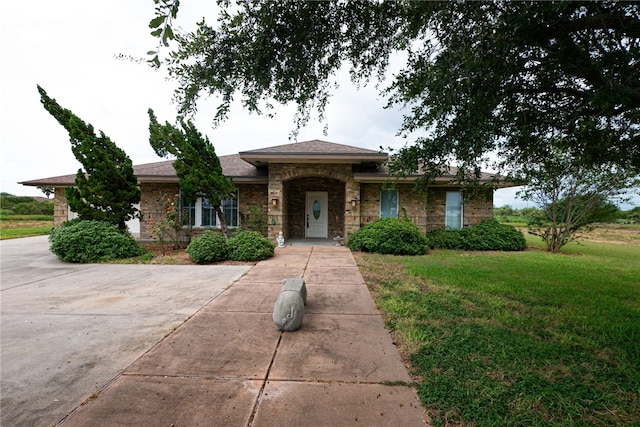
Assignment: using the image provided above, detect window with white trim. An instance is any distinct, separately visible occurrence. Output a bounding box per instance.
[445,191,463,229]
[380,189,398,218]
[180,191,238,228]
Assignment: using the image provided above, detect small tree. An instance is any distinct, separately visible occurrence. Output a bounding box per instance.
[38,86,140,230]
[519,149,638,252]
[148,109,235,238]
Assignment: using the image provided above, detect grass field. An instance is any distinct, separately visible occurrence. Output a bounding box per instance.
[355,231,640,426]
[0,215,53,240]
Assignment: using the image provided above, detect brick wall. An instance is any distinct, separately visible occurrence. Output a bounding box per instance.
[284,177,345,238]
[139,183,180,241]
[359,183,427,232]
[425,187,494,232]
[267,163,354,239]
[237,183,268,235]
[53,189,69,228]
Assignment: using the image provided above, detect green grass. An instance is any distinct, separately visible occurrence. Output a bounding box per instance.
[0,215,53,240]
[355,240,640,426]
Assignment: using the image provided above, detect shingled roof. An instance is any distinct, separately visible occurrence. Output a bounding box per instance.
[239,139,388,166]
[19,140,511,189]
[19,154,268,187]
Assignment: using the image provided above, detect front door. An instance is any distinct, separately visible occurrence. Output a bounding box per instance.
[305,191,328,238]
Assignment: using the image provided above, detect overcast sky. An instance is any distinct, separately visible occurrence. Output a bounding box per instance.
[2,1,633,209]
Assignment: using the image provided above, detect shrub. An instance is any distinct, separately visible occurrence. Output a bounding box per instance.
[227,230,275,261]
[186,230,229,264]
[428,220,527,251]
[348,217,429,255]
[426,228,467,250]
[49,220,144,263]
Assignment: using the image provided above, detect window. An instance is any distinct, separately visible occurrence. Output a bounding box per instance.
[445,191,463,229]
[180,191,238,228]
[380,189,398,218]
[181,194,196,226]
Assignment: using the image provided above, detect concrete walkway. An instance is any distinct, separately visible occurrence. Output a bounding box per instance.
[61,246,427,426]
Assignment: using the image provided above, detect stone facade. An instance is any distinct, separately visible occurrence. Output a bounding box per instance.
[139,182,181,241]
[359,183,428,232]
[266,163,359,240]
[425,187,494,233]
[46,162,495,242]
[53,190,69,228]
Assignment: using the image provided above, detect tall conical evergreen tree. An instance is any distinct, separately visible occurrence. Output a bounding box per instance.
[38,85,140,230]
[148,108,235,238]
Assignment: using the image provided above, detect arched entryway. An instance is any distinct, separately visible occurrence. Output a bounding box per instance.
[284,176,345,239]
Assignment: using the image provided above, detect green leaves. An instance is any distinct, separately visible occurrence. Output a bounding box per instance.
[154,1,639,185]
[148,108,236,237]
[37,86,140,230]
[147,0,181,67]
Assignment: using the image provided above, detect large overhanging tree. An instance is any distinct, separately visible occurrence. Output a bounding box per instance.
[38,86,141,231]
[148,108,236,238]
[149,1,640,183]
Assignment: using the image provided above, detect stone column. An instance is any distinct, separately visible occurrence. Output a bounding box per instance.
[268,165,285,239]
[344,177,361,238]
[53,189,68,228]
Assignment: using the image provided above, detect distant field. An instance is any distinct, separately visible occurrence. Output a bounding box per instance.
[0,215,53,240]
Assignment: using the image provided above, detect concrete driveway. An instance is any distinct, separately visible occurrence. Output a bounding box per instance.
[0,236,250,427]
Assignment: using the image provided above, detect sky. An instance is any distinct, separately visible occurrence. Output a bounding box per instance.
[0,1,634,210]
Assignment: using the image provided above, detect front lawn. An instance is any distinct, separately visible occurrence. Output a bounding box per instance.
[355,237,640,426]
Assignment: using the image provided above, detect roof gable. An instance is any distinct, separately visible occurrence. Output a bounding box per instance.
[239,139,388,166]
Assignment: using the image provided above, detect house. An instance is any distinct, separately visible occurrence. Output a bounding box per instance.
[20,139,504,241]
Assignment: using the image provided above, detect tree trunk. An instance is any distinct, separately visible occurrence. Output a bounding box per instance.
[214,205,229,239]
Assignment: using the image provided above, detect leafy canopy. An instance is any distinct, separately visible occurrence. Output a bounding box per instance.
[148,108,235,237]
[519,148,638,252]
[150,1,640,182]
[37,86,140,230]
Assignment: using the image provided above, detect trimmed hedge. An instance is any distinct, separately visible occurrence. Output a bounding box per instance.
[186,230,275,263]
[228,230,275,261]
[428,220,527,251]
[49,220,144,263]
[348,217,429,255]
[186,230,229,264]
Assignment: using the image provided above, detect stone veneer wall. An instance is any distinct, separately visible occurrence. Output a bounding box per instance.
[425,187,494,233]
[139,182,180,241]
[284,177,345,239]
[237,184,268,235]
[267,163,358,239]
[139,182,270,241]
[359,183,428,233]
[53,189,69,228]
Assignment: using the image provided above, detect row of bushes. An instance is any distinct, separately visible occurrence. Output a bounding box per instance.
[347,218,526,255]
[186,230,275,263]
[50,217,524,263]
[49,220,275,263]
[428,220,527,251]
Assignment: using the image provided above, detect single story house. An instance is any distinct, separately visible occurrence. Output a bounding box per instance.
[21,139,506,241]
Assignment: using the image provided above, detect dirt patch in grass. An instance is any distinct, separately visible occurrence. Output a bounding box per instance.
[577,224,640,245]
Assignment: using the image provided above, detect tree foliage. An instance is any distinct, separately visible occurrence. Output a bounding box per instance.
[150,1,640,182]
[148,108,235,238]
[519,148,638,252]
[37,86,140,230]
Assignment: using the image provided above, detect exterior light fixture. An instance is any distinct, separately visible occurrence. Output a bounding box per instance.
[272,198,278,207]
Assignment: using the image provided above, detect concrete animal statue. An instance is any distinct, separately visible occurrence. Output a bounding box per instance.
[273,277,306,331]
